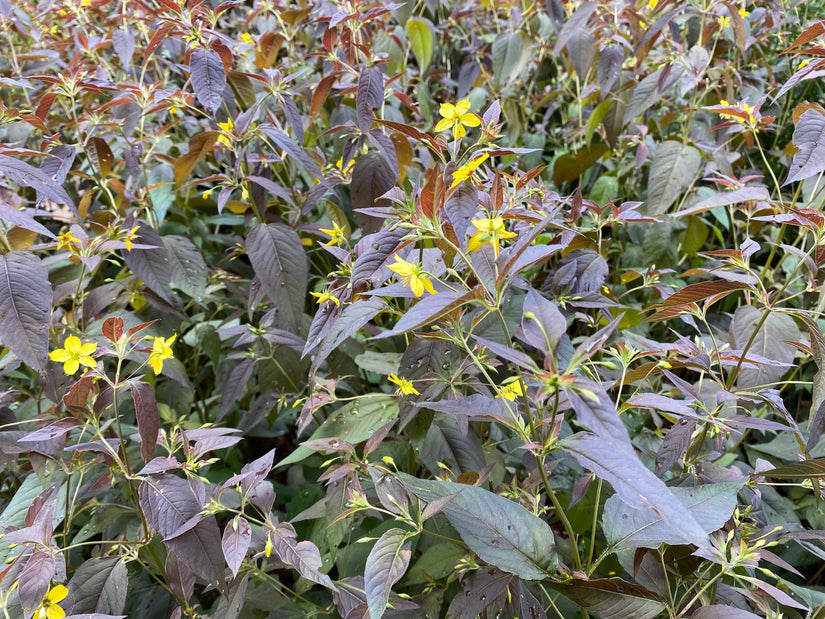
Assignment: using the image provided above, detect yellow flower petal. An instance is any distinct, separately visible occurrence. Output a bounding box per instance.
[49,349,72,363]
[46,605,66,619]
[454,99,471,115]
[47,585,68,603]
[64,359,80,375]
[460,114,481,127]
[438,102,456,118]
[434,118,454,133]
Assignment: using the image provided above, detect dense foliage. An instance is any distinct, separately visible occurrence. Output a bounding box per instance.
[2,0,825,617]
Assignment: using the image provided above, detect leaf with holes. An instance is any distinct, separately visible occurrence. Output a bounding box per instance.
[398,474,557,579]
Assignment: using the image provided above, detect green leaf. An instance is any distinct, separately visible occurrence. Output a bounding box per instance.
[245,222,307,332]
[406,17,433,72]
[277,396,399,467]
[552,143,608,185]
[761,458,825,479]
[398,474,557,580]
[365,528,412,619]
[492,33,528,86]
[69,556,128,615]
[785,109,825,185]
[0,251,51,369]
[163,235,207,302]
[603,481,745,549]
[353,351,403,375]
[646,141,700,214]
[562,432,712,550]
[549,578,665,619]
[189,47,226,113]
[122,223,175,302]
[730,306,799,389]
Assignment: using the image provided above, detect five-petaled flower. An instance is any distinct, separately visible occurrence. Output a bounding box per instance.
[468,216,516,257]
[387,255,437,297]
[310,290,341,306]
[319,221,346,247]
[35,584,68,619]
[148,334,176,374]
[496,380,524,401]
[434,99,480,141]
[388,374,419,396]
[739,7,749,17]
[49,336,97,375]
[451,153,489,188]
[718,15,731,28]
[56,230,80,252]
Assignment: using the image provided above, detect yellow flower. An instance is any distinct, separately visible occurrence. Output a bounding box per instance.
[434,99,481,140]
[739,7,749,17]
[310,291,341,306]
[336,156,356,175]
[648,0,657,10]
[240,33,254,45]
[147,334,176,374]
[388,374,419,396]
[495,380,524,401]
[217,118,234,147]
[319,221,346,247]
[451,153,489,188]
[467,217,516,257]
[202,187,215,200]
[56,230,80,252]
[717,99,757,126]
[387,255,437,297]
[49,336,97,376]
[718,15,730,28]
[122,225,140,251]
[35,584,68,619]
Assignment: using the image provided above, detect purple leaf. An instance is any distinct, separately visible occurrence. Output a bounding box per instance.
[0,251,51,369]
[189,47,226,113]
[365,528,412,619]
[130,381,159,463]
[222,517,251,578]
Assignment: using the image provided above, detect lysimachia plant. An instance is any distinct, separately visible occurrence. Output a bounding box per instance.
[3,0,825,617]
